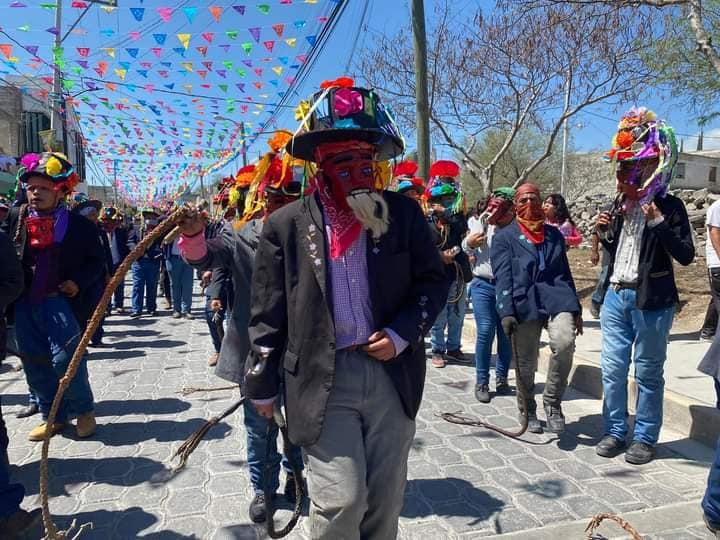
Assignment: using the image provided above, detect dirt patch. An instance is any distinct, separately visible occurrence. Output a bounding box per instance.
[568,249,711,332]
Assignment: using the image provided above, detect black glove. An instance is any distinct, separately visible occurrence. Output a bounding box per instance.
[501,316,518,337]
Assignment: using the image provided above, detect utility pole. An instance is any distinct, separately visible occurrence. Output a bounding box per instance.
[560,69,572,197]
[411,0,431,182]
[199,172,206,201]
[240,121,248,167]
[50,0,64,153]
[113,159,119,206]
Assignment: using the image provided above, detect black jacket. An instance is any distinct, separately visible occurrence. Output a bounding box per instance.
[107,226,130,268]
[245,191,449,446]
[4,206,106,324]
[0,230,23,310]
[128,227,163,262]
[600,194,694,310]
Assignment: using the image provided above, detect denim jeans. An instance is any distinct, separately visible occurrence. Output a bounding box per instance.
[701,268,720,337]
[430,279,467,353]
[0,396,24,518]
[131,259,160,314]
[243,399,303,495]
[600,287,674,445]
[470,277,511,385]
[703,437,720,525]
[166,255,193,314]
[204,295,226,353]
[14,296,94,424]
[591,261,610,308]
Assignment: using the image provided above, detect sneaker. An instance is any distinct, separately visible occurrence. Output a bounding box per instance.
[183,312,193,320]
[76,412,97,438]
[474,384,491,403]
[284,474,305,503]
[16,403,39,419]
[129,312,142,319]
[208,353,219,367]
[0,508,42,539]
[249,492,269,523]
[28,422,66,442]
[495,377,511,395]
[116,307,126,315]
[590,302,601,319]
[596,435,626,458]
[544,404,566,434]
[522,411,543,434]
[431,352,446,368]
[625,440,655,465]
[704,513,720,537]
[172,312,182,319]
[446,349,472,364]
[700,332,715,343]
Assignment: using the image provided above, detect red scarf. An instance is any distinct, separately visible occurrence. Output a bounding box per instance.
[314,178,362,259]
[515,184,545,245]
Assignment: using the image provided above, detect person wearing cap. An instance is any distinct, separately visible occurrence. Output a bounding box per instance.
[239,79,448,538]
[595,108,694,464]
[100,207,130,314]
[177,135,306,524]
[463,187,516,403]
[127,208,163,319]
[491,182,582,435]
[425,162,472,368]
[5,152,104,441]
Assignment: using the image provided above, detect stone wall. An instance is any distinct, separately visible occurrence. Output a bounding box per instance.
[567,188,718,257]
[0,85,22,155]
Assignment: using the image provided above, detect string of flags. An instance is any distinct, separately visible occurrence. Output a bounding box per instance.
[2,0,343,205]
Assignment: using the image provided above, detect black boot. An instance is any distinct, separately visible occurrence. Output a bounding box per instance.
[16,403,39,419]
[544,404,565,434]
[249,492,269,523]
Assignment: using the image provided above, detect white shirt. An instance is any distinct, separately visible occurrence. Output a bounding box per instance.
[610,206,646,285]
[463,223,496,280]
[706,200,720,268]
[108,231,121,265]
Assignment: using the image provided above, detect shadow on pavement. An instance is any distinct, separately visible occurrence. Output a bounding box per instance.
[214,523,261,539]
[103,328,163,338]
[83,418,232,446]
[12,456,170,497]
[55,507,199,539]
[89,349,146,361]
[94,398,191,417]
[112,339,186,351]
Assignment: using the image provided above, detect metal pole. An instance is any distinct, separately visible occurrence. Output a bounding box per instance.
[411,0,431,182]
[199,173,206,201]
[560,69,571,197]
[50,0,63,152]
[113,159,119,206]
[240,121,248,167]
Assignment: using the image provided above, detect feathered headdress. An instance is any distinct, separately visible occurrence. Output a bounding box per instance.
[17,152,80,193]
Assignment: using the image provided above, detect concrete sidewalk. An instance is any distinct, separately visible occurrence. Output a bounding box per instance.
[461,311,720,447]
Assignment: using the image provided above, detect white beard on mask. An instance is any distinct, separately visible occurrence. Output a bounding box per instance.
[345,189,390,240]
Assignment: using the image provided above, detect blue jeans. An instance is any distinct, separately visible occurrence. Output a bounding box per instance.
[14,296,94,424]
[430,280,467,353]
[166,255,193,314]
[591,263,609,307]
[204,295,226,353]
[243,400,303,495]
[600,288,674,445]
[131,259,160,314]
[470,278,511,385]
[703,437,720,525]
[0,396,24,518]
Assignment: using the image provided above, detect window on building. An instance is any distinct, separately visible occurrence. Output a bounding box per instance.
[710,166,718,185]
[676,162,686,179]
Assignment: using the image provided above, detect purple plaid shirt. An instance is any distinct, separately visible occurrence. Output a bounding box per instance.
[325,222,408,354]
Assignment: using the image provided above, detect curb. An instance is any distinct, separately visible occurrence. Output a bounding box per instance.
[461,321,720,448]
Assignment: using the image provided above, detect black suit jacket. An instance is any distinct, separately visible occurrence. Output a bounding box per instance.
[245,191,449,446]
[600,194,694,310]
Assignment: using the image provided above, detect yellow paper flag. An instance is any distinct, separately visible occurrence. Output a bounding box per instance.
[177,33,191,50]
[285,38,297,47]
[272,66,283,76]
[182,62,194,72]
[103,48,115,58]
[114,68,127,80]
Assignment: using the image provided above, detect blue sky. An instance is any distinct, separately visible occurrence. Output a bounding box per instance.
[1,0,717,200]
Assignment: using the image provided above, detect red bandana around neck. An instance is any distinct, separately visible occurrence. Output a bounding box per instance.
[515,184,545,245]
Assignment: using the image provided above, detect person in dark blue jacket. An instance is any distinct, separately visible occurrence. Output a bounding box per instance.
[128,209,163,318]
[491,183,582,435]
[100,207,130,314]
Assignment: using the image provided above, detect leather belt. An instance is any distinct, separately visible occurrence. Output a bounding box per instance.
[610,282,637,292]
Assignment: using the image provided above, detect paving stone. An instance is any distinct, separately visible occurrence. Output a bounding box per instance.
[166,488,210,517]
[510,455,551,476]
[563,494,616,518]
[467,449,506,470]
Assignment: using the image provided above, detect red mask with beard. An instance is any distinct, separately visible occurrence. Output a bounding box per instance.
[314,141,387,258]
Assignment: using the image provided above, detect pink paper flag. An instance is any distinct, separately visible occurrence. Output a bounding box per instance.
[272,24,284,38]
[201,32,215,43]
[263,40,274,52]
[156,7,173,22]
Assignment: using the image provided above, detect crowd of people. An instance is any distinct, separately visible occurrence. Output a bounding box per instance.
[1,78,718,540]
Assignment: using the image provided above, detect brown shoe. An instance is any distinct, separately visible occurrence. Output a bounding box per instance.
[208,353,219,367]
[76,412,97,438]
[28,422,65,442]
[0,508,42,539]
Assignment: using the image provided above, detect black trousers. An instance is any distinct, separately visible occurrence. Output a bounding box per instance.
[701,268,720,337]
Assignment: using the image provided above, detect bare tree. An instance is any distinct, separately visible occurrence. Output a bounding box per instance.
[359,1,653,192]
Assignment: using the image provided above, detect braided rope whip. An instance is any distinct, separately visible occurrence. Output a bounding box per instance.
[440,333,529,439]
[39,206,190,540]
[585,513,642,539]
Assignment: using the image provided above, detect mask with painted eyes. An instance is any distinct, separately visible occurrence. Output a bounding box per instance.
[319,151,376,208]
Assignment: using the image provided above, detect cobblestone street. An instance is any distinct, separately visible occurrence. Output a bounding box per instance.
[1,286,717,539]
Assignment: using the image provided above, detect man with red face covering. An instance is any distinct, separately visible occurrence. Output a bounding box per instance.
[595,108,693,465]
[491,183,582,434]
[463,187,516,403]
[242,79,448,539]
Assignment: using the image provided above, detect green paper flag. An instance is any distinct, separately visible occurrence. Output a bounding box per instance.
[257,4,270,14]
[241,42,252,55]
[225,30,239,40]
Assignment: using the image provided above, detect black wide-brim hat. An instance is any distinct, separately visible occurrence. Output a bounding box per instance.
[287,82,404,162]
[74,199,102,213]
